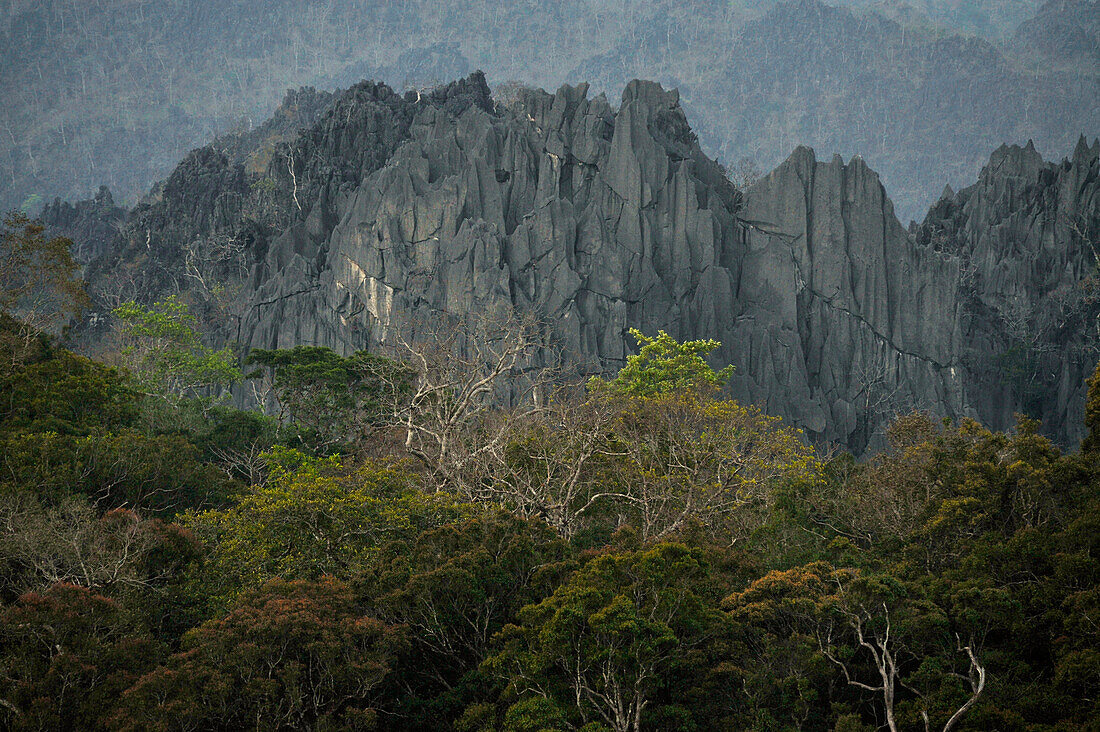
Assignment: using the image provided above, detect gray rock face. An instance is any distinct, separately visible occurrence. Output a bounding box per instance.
[40,185,126,265]
[79,74,1099,453]
[239,79,740,376]
[916,137,1100,448]
[733,149,971,450]
[226,77,1099,452]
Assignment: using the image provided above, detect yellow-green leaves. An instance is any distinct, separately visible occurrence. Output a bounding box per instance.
[183,450,471,610]
[0,211,87,341]
[589,328,734,397]
[112,295,241,404]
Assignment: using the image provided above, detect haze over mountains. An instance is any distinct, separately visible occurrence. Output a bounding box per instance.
[3,0,1097,221]
[6,0,1099,452]
[51,69,1099,454]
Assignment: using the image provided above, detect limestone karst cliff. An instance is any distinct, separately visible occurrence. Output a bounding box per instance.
[74,74,1100,453]
[917,136,1100,448]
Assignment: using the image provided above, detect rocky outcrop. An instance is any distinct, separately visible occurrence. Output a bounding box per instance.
[79,74,1100,453]
[732,149,969,449]
[40,186,126,265]
[213,86,337,173]
[222,75,1099,451]
[237,77,741,380]
[731,137,1100,449]
[916,137,1100,447]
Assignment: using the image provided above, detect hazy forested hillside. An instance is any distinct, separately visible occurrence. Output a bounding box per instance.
[2,0,1094,221]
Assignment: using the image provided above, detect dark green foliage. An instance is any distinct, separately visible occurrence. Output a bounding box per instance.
[0,429,236,516]
[0,312,136,436]
[0,343,137,436]
[248,345,411,454]
[0,309,1097,731]
[359,513,575,728]
[0,321,238,518]
[482,542,740,731]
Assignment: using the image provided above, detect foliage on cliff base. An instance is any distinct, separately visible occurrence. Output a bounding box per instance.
[0,325,1098,730]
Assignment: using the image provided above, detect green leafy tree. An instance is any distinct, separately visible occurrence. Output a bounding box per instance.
[1049,494,1100,722]
[112,578,400,731]
[0,342,137,436]
[247,345,411,454]
[185,404,282,484]
[726,564,989,732]
[589,329,733,397]
[483,330,814,543]
[482,542,737,732]
[910,415,1080,573]
[359,512,575,727]
[0,212,87,354]
[111,296,241,408]
[721,562,836,730]
[183,448,472,610]
[0,429,236,516]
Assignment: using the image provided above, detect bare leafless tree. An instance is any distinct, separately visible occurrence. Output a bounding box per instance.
[472,386,622,538]
[0,493,182,596]
[374,307,554,496]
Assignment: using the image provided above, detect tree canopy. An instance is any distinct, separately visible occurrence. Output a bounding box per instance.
[590,328,734,397]
[1,319,1098,730]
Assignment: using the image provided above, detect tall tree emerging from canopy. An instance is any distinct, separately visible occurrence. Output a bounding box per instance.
[427,326,819,543]
[590,328,734,397]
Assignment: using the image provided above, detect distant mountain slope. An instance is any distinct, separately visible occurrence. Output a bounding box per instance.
[860,0,1046,36]
[2,0,1094,222]
[1013,0,1100,66]
[72,74,1100,453]
[573,0,1099,221]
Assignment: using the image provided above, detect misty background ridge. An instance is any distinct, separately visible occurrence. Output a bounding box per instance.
[1,0,1097,223]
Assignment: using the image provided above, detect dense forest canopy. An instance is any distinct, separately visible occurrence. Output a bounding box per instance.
[2,0,1097,220]
[1,213,1100,727]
